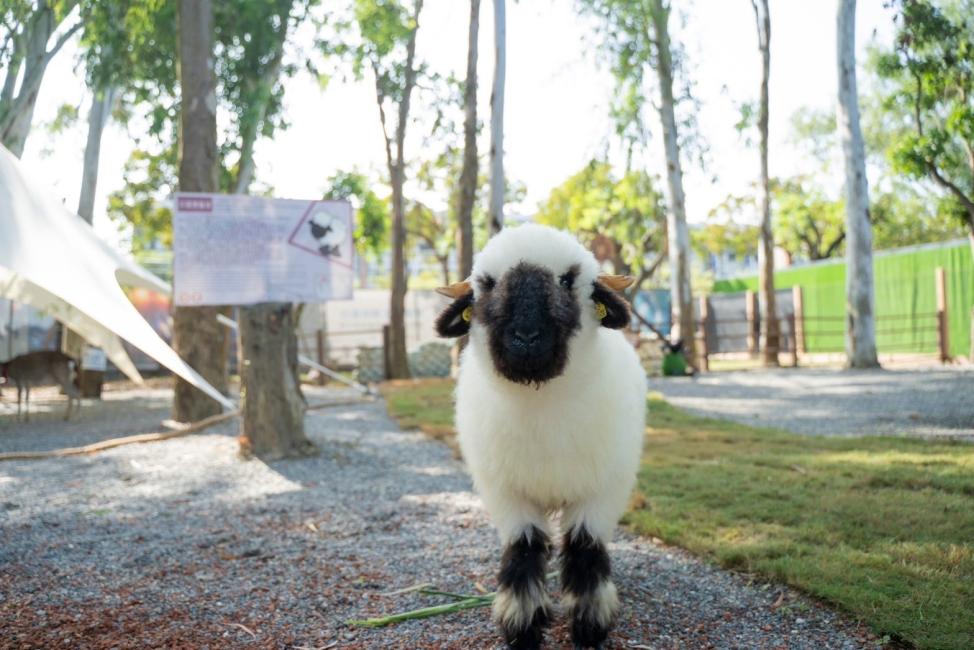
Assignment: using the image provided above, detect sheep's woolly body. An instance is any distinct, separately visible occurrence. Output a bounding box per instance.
[455,224,646,543]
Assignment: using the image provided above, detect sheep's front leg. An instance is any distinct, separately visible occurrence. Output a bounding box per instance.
[494,524,552,649]
[562,488,629,650]
[561,525,617,649]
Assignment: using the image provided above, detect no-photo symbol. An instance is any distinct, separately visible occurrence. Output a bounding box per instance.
[288,201,353,267]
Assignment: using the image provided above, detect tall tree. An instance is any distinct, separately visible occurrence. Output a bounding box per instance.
[0,0,81,157]
[232,0,315,460]
[750,0,778,366]
[579,0,696,361]
[76,87,116,223]
[649,0,695,362]
[217,0,300,195]
[172,0,229,421]
[68,84,116,398]
[457,0,480,278]
[334,0,425,379]
[487,0,505,236]
[875,0,974,258]
[836,0,879,368]
[101,0,304,251]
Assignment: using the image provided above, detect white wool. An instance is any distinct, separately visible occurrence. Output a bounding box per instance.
[492,581,552,629]
[456,223,646,544]
[562,580,619,627]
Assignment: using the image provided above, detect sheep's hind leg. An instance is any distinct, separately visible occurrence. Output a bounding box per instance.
[494,525,552,649]
[561,525,618,650]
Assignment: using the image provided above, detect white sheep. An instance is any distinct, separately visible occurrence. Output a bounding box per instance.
[435,223,646,650]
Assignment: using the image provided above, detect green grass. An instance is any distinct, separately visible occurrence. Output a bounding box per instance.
[380,379,459,454]
[381,378,974,649]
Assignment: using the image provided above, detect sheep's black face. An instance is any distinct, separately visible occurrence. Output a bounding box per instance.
[476,262,581,385]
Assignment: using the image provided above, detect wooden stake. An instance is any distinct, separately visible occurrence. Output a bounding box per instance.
[745,290,758,358]
[316,329,327,386]
[935,267,949,363]
[698,295,710,372]
[792,285,806,356]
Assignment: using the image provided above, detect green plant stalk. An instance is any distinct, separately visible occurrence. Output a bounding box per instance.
[347,595,495,628]
[417,588,486,600]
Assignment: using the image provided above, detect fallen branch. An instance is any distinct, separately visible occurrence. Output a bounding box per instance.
[0,410,239,462]
[228,622,257,639]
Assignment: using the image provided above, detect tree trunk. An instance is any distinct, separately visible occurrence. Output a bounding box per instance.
[439,256,451,287]
[383,0,424,380]
[71,86,117,398]
[77,87,116,223]
[457,0,480,279]
[752,0,778,367]
[488,0,505,237]
[388,162,411,378]
[836,0,879,369]
[237,303,313,460]
[232,38,285,195]
[234,9,309,459]
[0,4,56,157]
[648,0,695,366]
[172,0,229,422]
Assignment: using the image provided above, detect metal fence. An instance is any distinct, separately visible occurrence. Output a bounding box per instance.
[695,273,954,367]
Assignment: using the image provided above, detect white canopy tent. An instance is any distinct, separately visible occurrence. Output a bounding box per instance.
[0,144,234,411]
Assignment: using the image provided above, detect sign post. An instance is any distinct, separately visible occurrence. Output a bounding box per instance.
[173,193,354,307]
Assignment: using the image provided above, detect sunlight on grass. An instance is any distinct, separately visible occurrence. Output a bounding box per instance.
[380,379,974,650]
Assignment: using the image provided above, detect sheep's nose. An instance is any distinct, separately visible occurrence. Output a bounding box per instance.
[513,328,540,345]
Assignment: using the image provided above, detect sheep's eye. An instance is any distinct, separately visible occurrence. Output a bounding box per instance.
[559,272,575,289]
[479,275,496,291]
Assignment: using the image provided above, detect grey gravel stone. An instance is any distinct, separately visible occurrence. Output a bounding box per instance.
[0,385,874,648]
[649,366,974,441]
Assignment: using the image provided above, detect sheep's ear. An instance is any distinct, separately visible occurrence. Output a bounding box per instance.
[591,278,632,329]
[435,280,474,338]
[435,279,472,299]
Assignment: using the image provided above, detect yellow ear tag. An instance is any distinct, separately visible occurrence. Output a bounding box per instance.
[594,302,607,320]
[462,305,473,322]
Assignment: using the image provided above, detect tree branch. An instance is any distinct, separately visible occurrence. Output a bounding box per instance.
[822,231,846,259]
[44,18,81,65]
[394,0,424,168]
[404,226,437,251]
[927,161,974,223]
[371,61,395,173]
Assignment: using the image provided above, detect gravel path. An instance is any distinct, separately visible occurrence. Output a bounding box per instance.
[0,381,172,453]
[649,366,974,441]
[1,387,874,649]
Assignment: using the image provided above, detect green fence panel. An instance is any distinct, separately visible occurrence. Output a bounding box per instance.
[713,240,973,357]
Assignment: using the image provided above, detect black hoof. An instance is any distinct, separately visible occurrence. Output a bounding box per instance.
[502,606,549,650]
[571,615,610,650]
